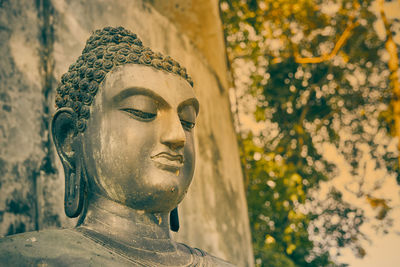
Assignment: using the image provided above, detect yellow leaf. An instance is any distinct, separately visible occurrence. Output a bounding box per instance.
[265,235,276,244]
[286,244,296,255]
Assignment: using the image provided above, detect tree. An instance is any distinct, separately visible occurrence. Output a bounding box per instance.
[220,0,400,266]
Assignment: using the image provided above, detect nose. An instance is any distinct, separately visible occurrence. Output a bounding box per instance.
[160,112,186,151]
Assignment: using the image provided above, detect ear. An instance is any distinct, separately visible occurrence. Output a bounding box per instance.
[51,108,85,218]
[51,108,78,169]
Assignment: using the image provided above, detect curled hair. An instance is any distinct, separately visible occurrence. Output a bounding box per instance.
[55,26,193,132]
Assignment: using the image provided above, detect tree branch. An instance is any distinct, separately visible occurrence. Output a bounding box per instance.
[294,19,359,64]
[379,0,400,169]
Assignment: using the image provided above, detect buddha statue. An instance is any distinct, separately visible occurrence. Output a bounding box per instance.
[0,26,234,266]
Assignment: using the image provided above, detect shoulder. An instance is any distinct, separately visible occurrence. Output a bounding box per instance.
[0,229,132,266]
[177,242,236,267]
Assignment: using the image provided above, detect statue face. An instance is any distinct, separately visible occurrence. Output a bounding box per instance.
[82,64,198,212]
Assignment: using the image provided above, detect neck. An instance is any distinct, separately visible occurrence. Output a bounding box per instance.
[79,194,175,253]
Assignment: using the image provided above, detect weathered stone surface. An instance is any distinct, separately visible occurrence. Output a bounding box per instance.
[146,0,230,90]
[0,0,67,236]
[0,0,254,265]
[0,0,44,236]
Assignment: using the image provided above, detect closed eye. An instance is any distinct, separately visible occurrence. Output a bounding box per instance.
[120,108,156,121]
[180,119,195,131]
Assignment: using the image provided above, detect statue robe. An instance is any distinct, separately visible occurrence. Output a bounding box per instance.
[0,228,234,266]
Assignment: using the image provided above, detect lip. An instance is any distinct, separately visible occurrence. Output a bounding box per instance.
[151,152,184,171]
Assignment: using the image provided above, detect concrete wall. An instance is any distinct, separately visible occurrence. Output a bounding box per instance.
[0,0,254,266]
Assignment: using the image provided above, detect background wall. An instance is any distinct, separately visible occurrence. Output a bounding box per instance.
[0,0,254,265]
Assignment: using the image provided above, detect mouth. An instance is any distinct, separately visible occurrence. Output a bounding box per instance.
[151,152,184,172]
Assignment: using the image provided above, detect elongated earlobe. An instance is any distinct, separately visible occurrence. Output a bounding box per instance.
[51,108,86,218]
[65,140,86,218]
[170,207,179,232]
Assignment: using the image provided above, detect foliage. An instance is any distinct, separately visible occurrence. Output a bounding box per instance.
[220,0,400,266]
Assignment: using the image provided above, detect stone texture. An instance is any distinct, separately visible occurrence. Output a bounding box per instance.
[147,0,229,90]
[0,0,254,265]
[0,0,57,236]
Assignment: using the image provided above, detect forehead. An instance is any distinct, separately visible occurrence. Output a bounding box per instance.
[101,64,197,108]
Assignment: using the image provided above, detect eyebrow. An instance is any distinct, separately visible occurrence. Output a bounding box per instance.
[111,87,168,107]
[111,86,199,114]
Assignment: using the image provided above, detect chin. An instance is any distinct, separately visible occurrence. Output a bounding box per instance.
[126,196,181,213]
[123,183,186,213]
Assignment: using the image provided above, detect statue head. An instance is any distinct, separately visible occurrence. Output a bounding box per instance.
[51,27,198,231]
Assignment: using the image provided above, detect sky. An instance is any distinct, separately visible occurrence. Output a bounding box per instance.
[322,143,400,267]
[337,2,400,266]
[339,233,400,267]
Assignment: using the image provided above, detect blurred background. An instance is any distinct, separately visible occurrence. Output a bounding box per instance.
[220,0,400,266]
